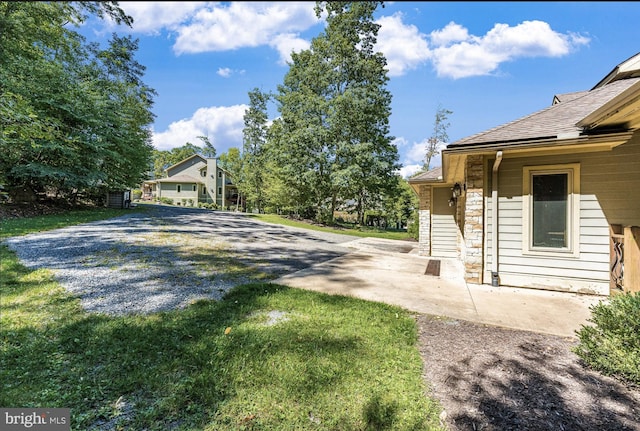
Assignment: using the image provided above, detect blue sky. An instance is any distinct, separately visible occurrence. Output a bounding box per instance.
[82,1,640,177]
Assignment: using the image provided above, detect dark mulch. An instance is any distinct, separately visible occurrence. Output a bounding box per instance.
[0,201,72,220]
[415,314,640,431]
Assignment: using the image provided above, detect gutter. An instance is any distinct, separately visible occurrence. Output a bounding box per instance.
[445,131,633,154]
[491,151,503,287]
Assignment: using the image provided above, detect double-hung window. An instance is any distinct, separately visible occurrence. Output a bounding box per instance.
[523,164,580,257]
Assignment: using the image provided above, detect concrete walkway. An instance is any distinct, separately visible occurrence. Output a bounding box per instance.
[274,237,607,338]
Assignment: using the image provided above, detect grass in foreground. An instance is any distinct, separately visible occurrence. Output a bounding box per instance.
[0,209,443,430]
[248,213,413,241]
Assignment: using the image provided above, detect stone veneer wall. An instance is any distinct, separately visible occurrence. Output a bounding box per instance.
[417,184,431,256]
[463,155,484,283]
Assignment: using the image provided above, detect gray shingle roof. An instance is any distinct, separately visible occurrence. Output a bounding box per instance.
[408,166,443,182]
[552,90,589,104]
[449,77,640,149]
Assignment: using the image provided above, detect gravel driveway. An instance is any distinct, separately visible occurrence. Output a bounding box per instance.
[4,205,357,315]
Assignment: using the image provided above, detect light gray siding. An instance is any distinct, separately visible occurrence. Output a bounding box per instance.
[432,186,458,257]
[484,135,640,294]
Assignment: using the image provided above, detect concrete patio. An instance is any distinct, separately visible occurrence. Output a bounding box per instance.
[275,237,607,338]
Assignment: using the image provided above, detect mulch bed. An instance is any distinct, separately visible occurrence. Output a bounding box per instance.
[415,314,640,431]
[0,202,72,220]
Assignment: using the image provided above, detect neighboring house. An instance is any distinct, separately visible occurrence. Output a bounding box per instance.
[409,52,640,296]
[142,154,238,208]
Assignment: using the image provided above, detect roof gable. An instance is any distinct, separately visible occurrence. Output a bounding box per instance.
[592,51,640,89]
[166,154,207,176]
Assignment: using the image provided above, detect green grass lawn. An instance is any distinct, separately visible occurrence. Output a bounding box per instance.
[0,207,443,430]
[247,213,414,241]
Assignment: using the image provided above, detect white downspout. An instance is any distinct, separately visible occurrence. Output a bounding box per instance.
[491,151,503,286]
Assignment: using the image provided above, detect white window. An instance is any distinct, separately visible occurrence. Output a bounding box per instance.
[218,171,222,178]
[523,164,580,257]
[201,170,207,177]
[192,184,197,192]
[177,184,181,193]
[218,187,222,195]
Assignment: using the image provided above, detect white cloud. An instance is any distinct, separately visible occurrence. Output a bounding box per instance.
[115,4,588,80]
[217,67,232,78]
[173,2,319,55]
[375,14,589,79]
[216,67,245,78]
[152,105,248,153]
[376,13,431,77]
[398,164,424,179]
[270,33,311,65]
[429,22,469,47]
[394,136,446,178]
[115,2,203,34]
[429,20,590,79]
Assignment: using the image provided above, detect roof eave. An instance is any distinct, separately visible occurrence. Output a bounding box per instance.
[577,80,640,130]
[443,131,634,157]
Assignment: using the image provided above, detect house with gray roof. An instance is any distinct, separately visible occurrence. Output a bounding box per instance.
[409,52,640,296]
[142,154,237,208]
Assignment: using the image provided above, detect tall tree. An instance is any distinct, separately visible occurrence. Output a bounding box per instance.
[271,1,398,223]
[241,88,270,213]
[424,105,452,170]
[272,46,334,220]
[196,135,216,158]
[218,147,243,210]
[0,2,154,202]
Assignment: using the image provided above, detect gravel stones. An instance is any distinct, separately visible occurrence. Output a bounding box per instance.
[4,205,355,316]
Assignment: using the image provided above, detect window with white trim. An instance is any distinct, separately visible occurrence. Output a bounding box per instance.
[523,164,580,256]
[177,184,181,193]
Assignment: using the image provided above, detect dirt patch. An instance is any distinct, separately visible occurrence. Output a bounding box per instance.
[0,201,75,219]
[415,314,640,431]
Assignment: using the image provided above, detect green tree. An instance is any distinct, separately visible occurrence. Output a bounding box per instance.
[424,105,452,170]
[218,147,243,210]
[270,1,397,223]
[320,1,399,225]
[271,45,333,220]
[196,135,216,158]
[241,88,270,213]
[382,176,418,230]
[0,1,154,202]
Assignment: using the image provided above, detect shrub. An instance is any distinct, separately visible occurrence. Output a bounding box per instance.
[573,292,640,386]
[159,197,173,205]
[407,210,419,240]
[199,202,218,210]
